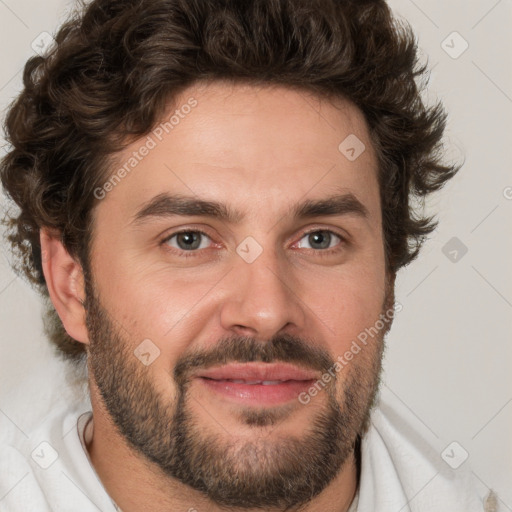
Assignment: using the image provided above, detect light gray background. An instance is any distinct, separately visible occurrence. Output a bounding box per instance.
[0,0,511,507]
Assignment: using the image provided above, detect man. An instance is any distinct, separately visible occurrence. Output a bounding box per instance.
[0,0,488,510]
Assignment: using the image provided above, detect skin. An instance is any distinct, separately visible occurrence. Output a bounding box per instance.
[41,81,395,512]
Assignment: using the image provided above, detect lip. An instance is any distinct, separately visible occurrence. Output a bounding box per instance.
[194,363,320,407]
[198,378,316,406]
[195,362,320,382]
[196,363,318,381]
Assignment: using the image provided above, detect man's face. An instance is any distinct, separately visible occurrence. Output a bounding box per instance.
[84,81,393,508]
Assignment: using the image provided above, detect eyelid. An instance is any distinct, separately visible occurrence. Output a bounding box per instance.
[160,228,217,247]
[296,227,347,242]
[291,227,347,252]
[159,225,349,256]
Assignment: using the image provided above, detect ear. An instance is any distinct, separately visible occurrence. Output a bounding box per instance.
[40,228,90,345]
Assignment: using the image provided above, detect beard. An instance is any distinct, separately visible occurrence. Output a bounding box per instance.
[84,277,394,510]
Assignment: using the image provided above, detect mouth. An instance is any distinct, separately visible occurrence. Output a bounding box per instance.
[204,379,298,385]
[194,363,319,406]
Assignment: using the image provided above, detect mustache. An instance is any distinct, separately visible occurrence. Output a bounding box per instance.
[173,333,334,387]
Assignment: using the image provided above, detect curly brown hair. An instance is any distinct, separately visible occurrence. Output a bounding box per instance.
[0,0,458,362]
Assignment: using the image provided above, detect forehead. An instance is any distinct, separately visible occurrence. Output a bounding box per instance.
[96,81,380,227]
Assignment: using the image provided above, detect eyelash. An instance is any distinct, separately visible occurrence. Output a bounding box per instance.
[160,228,347,259]
[160,229,215,259]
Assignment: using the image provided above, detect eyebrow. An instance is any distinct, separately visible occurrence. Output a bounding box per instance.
[131,191,369,226]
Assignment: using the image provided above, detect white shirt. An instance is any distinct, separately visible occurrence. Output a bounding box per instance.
[0,395,486,511]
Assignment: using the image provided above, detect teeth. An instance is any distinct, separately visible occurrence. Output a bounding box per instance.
[227,379,283,385]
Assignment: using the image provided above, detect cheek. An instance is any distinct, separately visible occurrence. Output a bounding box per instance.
[91,232,207,331]
[92,260,223,373]
[300,262,386,353]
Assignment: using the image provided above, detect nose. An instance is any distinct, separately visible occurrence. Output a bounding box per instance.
[219,245,306,340]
